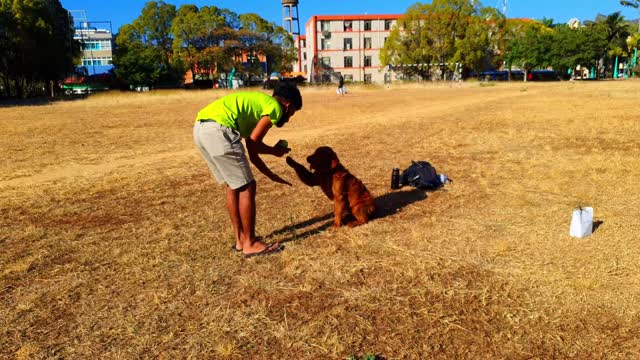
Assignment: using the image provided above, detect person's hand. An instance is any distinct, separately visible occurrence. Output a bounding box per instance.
[270,174,292,186]
[286,156,297,167]
[272,145,290,157]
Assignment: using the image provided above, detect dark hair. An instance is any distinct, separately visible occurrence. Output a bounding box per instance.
[273,82,302,110]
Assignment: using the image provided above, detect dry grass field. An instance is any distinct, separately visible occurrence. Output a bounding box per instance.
[2,80,640,359]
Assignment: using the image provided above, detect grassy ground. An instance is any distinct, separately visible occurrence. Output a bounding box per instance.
[2,81,640,359]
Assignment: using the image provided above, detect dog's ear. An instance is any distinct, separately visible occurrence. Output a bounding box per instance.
[329,149,339,169]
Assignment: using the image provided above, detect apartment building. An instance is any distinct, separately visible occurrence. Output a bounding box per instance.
[295,14,401,84]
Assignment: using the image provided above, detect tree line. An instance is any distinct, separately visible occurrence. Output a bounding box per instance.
[112,1,296,89]
[0,0,295,99]
[0,0,79,98]
[381,0,640,81]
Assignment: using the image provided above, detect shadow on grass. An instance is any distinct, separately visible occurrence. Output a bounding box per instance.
[269,188,428,244]
[593,220,604,233]
[374,188,428,218]
[0,94,89,108]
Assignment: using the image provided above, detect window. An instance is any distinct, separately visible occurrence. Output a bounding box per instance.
[320,20,330,32]
[344,38,352,50]
[82,40,112,51]
[321,57,331,68]
[385,20,392,30]
[364,20,372,31]
[303,52,307,60]
[101,40,112,50]
[301,39,306,47]
[364,37,372,49]
[343,20,352,31]
[364,74,372,83]
[344,74,353,81]
[83,41,100,50]
[364,55,372,67]
[344,56,353,68]
[321,38,330,50]
[82,57,112,66]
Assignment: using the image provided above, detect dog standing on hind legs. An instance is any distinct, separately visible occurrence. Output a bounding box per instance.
[286,146,376,227]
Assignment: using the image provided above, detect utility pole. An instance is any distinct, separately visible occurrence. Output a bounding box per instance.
[496,0,507,16]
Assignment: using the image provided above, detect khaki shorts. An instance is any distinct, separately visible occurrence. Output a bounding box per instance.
[193,120,254,189]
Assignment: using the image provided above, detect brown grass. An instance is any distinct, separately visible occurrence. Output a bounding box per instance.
[2,81,640,359]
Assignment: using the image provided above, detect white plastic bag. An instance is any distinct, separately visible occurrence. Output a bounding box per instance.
[569,207,593,238]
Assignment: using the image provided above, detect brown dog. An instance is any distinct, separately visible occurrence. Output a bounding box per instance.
[286,146,376,227]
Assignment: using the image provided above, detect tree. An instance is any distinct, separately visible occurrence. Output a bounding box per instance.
[594,12,631,77]
[112,1,183,87]
[381,0,486,80]
[238,13,296,75]
[137,0,176,64]
[454,6,506,76]
[548,24,603,79]
[113,24,165,86]
[0,0,80,98]
[380,3,433,79]
[171,6,294,83]
[171,5,239,79]
[540,17,556,29]
[504,21,553,81]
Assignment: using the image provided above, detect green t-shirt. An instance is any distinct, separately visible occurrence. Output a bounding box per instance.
[195,92,283,138]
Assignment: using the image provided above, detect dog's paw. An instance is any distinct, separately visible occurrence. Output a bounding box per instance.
[347,220,367,228]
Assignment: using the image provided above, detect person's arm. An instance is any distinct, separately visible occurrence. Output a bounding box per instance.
[245,116,291,185]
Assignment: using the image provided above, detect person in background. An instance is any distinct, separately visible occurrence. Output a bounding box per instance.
[337,73,345,96]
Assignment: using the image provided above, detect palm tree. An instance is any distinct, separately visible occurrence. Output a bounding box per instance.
[620,0,640,32]
[603,12,631,43]
[599,12,631,77]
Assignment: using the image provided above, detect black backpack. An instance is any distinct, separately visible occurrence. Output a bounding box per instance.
[400,161,443,190]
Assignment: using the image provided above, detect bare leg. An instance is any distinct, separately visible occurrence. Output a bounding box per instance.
[226,184,242,250]
[227,181,274,254]
[238,180,256,248]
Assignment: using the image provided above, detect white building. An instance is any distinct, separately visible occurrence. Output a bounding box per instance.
[69,10,114,75]
[295,14,401,84]
[73,26,113,75]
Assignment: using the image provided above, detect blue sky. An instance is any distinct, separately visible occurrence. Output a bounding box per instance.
[60,0,639,33]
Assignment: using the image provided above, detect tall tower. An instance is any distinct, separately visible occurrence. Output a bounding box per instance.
[282,0,300,36]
